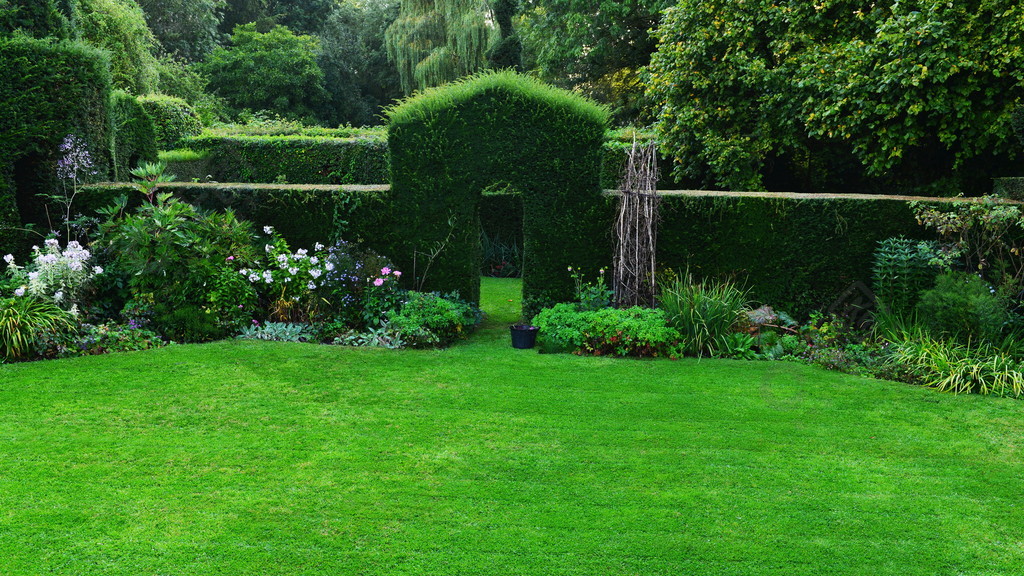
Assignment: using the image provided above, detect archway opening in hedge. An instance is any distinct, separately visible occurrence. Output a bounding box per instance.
[386,71,611,314]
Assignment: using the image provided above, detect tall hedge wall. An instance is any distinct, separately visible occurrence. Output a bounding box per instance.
[0,0,75,39]
[0,34,111,256]
[654,192,934,316]
[177,134,389,185]
[110,90,158,181]
[387,71,610,307]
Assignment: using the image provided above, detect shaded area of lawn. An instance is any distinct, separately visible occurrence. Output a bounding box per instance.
[0,278,1022,575]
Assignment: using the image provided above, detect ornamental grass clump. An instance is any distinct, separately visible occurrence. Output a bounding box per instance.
[657,271,750,357]
[0,297,75,362]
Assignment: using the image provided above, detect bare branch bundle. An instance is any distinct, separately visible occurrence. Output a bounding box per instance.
[613,140,660,307]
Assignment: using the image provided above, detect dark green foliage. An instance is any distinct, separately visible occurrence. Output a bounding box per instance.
[0,0,74,39]
[202,23,327,121]
[178,133,388,184]
[0,34,112,256]
[917,272,1010,344]
[647,1,1024,194]
[872,237,942,318]
[80,182,392,254]
[110,90,159,181]
[137,94,203,149]
[387,70,609,308]
[656,194,930,318]
[388,291,482,347]
[137,0,224,62]
[992,178,1024,201]
[153,56,229,125]
[533,302,679,357]
[77,0,159,94]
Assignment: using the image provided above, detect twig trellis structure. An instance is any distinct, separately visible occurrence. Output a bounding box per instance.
[613,140,660,308]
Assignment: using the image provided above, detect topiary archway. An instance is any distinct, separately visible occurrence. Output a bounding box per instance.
[386,71,611,314]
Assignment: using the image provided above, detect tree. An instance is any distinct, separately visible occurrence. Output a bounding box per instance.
[136,0,224,61]
[201,23,327,120]
[317,0,402,125]
[518,0,673,121]
[385,0,497,94]
[646,1,1024,193]
[77,0,159,94]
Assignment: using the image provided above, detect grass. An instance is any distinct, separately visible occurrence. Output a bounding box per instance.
[1,278,1023,575]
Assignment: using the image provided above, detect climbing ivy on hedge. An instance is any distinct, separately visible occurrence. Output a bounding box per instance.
[137,94,202,150]
[0,33,112,256]
[387,70,609,308]
[177,133,389,185]
[111,90,158,181]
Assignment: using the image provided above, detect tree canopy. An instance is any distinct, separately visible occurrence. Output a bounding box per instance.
[646,0,1024,193]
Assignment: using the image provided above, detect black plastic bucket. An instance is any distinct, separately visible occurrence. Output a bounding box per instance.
[510,325,539,349]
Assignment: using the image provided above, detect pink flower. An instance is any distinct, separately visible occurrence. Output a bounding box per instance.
[394,270,402,277]
[226,256,235,261]
[381,267,391,275]
[373,278,384,287]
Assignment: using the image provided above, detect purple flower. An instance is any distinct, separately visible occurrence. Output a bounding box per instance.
[56,135,96,181]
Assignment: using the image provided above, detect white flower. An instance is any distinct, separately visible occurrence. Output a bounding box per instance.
[68,260,83,272]
[248,273,260,283]
[296,248,308,257]
[39,254,58,265]
[92,266,103,275]
[307,281,316,290]
[288,267,299,275]
[309,256,319,265]
[13,287,25,297]
[315,243,324,251]
[53,290,64,302]
[263,226,274,234]
[2,254,13,265]
[325,262,335,272]
[309,269,322,279]
[263,270,274,283]
[276,254,288,264]
[45,238,60,249]
[264,244,273,253]
[28,272,39,281]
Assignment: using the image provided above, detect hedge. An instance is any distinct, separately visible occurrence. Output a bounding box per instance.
[137,94,202,150]
[0,0,74,39]
[387,70,610,308]
[79,183,393,253]
[175,134,389,185]
[110,90,158,181]
[0,33,112,257]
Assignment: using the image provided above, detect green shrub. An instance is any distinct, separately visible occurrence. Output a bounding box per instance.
[178,133,388,184]
[916,272,1010,344]
[0,34,113,256]
[388,291,482,347]
[387,70,609,309]
[0,296,75,362]
[533,303,678,358]
[658,272,750,357]
[237,322,312,342]
[111,90,158,181]
[872,237,942,318]
[137,94,202,149]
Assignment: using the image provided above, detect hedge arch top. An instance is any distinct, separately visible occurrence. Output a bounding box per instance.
[386,71,610,311]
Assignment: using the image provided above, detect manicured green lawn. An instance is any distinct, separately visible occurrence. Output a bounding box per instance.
[1,278,1022,575]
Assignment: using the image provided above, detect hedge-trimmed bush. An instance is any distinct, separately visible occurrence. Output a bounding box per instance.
[387,70,609,307]
[0,0,74,39]
[110,90,158,181]
[176,133,388,185]
[655,192,933,317]
[137,94,202,150]
[0,34,112,257]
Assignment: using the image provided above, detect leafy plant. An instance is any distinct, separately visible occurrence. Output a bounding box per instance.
[130,161,175,204]
[237,322,312,343]
[333,324,406,349]
[658,271,750,357]
[4,239,102,313]
[388,291,482,347]
[481,231,521,278]
[568,266,614,311]
[872,237,943,317]
[916,272,1010,345]
[889,330,1024,397]
[0,297,75,362]
[533,304,678,358]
